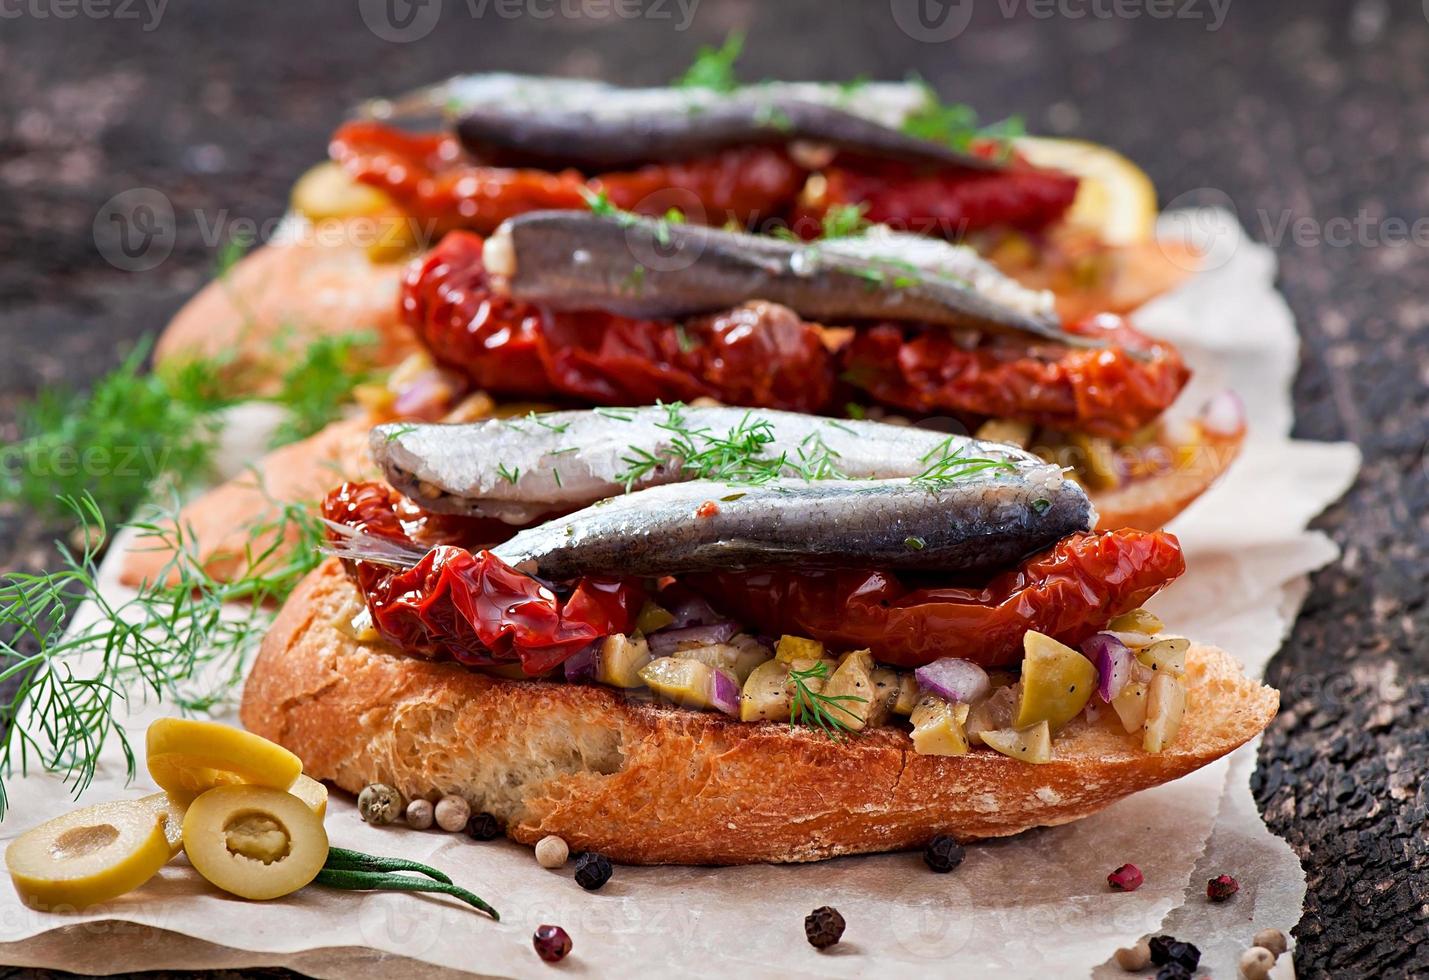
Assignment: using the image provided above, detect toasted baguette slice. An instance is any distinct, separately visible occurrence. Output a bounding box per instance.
[241,560,1277,866]
[119,415,376,589]
[1093,428,1244,531]
[154,219,415,395]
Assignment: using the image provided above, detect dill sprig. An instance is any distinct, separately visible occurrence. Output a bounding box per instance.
[0,491,326,816]
[268,331,379,446]
[674,31,745,92]
[612,403,847,491]
[912,436,1019,489]
[788,660,865,740]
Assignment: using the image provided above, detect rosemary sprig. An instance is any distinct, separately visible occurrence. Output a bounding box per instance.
[0,491,326,816]
[788,660,865,740]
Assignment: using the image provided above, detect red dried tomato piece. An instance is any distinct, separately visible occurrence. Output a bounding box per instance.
[322,481,644,674]
[839,313,1189,439]
[685,529,1186,669]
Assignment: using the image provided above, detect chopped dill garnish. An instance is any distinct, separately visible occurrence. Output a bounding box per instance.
[912,436,1019,489]
[612,403,849,491]
[383,423,418,443]
[525,411,571,434]
[902,77,1025,160]
[820,203,870,239]
[788,660,865,740]
[674,31,744,92]
[496,463,521,485]
[595,407,637,422]
[268,331,378,446]
[674,323,700,353]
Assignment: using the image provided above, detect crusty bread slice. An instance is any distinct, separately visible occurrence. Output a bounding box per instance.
[119,414,377,589]
[154,220,416,395]
[241,559,1277,866]
[1093,428,1244,532]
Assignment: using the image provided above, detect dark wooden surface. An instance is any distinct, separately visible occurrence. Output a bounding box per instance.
[0,2,1423,977]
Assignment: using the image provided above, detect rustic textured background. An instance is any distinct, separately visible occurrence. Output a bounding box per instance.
[0,1,1423,977]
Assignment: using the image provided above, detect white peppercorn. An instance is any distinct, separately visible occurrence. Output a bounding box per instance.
[1114,940,1151,972]
[434,795,471,832]
[1252,928,1288,957]
[535,835,569,869]
[1239,946,1275,980]
[405,798,434,830]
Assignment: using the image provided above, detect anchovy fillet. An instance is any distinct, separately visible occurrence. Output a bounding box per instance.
[371,406,1067,523]
[357,75,986,172]
[491,475,1092,580]
[487,211,1091,347]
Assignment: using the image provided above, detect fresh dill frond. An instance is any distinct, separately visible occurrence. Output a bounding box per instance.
[0,491,326,815]
[526,411,571,434]
[267,331,379,446]
[674,31,745,92]
[496,463,520,485]
[912,436,1019,489]
[788,660,865,740]
[0,340,228,523]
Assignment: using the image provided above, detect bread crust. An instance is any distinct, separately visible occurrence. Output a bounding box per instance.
[154,220,416,395]
[241,560,1277,866]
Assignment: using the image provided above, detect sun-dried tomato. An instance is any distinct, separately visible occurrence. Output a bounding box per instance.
[402,231,837,412]
[322,481,644,675]
[799,156,1079,237]
[686,529,1185,668]
[839,313,1189,439]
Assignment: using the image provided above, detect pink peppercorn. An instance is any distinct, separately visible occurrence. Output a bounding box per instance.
[1207,873,1240,902]
[1108,863,1144,891]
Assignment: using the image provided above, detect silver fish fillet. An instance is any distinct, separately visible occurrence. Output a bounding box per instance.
[357,75,987,172]
[484,211,1094,347]
[490,475,1093,580]
[371,406,1064,523]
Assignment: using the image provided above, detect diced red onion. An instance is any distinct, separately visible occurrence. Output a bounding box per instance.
[665,596,720,629]
[1200,388,1246,437]
[392,368,459,421]
[914,658,990,704]
[563,641,599,682]
[1082,632,1131,702]
[709,669,741,717]
[648,622,739,657]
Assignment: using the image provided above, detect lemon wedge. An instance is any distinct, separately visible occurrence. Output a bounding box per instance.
[6,800,173,910]
[1017,136,1159,245]
[146,718,302,804]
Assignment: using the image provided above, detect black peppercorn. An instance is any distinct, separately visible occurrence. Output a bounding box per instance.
[922,834,966,873]
[1148,935,1201,970]
[804,906,845,949]
[464,811,502,841]
[573,851,613,891]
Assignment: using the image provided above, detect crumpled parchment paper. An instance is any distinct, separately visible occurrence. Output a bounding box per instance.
[0,209,1359,978]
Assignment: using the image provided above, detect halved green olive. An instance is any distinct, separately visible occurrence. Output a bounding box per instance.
[1013,632,1097,731]
[182,786,328,900]
[6,799,172,910]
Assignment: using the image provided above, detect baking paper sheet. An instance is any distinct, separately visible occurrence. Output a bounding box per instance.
[0,209,1360,977]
